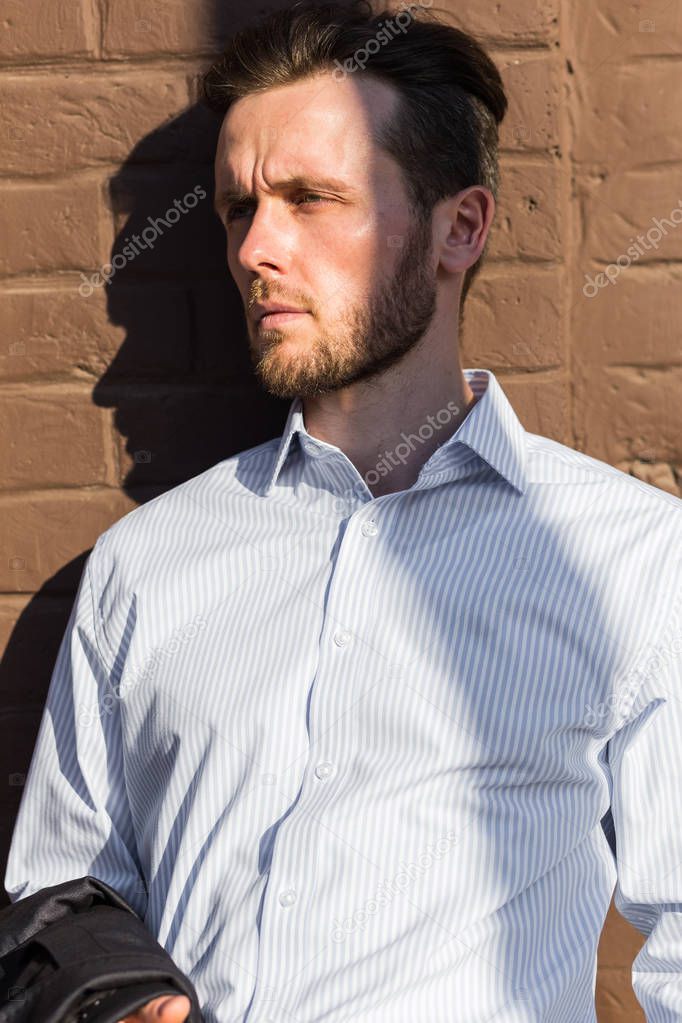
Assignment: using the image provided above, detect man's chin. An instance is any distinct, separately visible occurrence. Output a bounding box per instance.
[256,362,339,400]
[253,352,308,399]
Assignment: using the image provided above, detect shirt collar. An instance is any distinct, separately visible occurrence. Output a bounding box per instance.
[264,368,528,497]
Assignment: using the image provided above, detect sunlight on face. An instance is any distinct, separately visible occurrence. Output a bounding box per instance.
[214,70,439,398]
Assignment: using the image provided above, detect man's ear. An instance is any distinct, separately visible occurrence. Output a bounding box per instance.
[436,185,496,276]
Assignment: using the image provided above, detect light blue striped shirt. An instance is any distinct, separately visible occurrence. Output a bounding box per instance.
[5,368,682,1022]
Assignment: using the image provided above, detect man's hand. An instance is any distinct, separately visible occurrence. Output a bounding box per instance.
[116,993,191,1022]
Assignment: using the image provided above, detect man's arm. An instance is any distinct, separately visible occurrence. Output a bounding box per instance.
[3,536,147,917]
[607,579,682,1020]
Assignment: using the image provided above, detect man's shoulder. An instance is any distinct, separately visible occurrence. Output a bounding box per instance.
[524,433,682,656]
[91,435,281,564]
[525,430,682,516]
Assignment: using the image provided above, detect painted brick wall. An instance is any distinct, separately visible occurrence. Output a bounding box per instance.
[1,2,680,1019]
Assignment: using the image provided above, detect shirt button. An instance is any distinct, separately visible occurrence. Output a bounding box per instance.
[315,761,335,780]
[361,519,378,536]
[334,629,351,647]
[279,888,297,907]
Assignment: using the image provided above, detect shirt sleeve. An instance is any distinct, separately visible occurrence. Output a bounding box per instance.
[606,579,682,1021]
[3,536,147,918]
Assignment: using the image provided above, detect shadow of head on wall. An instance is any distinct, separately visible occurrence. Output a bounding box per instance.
[92,76,290,501]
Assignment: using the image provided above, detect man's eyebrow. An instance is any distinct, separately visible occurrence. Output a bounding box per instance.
[213,175,354,212]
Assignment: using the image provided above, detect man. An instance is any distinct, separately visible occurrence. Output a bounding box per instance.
[5,1,682,1021]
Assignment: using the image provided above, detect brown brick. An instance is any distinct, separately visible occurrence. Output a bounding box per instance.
[575,365,682,465]
[102,0,215,57]
[498,53,562,154]
[0,282,193,382]
[436,0,559,45]
[572,0,682,70]
[489,158,563,262]
[0,488,138,592]
[624,460,680,497]
[462,268,564,371]
[163,3,560,60]
[0,388,113,487]
[102,0,560,60]
[573,267,682,367]
[500,371,572,444]
[574,62,682,167]
[577,169,682,267]
[0,70,193,175]
[0,0,95,62]
[0,179,107,275]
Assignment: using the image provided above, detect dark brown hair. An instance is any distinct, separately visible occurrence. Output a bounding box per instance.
[199,0,507,311]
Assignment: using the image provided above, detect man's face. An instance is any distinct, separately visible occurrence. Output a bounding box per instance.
[214,71,439,399]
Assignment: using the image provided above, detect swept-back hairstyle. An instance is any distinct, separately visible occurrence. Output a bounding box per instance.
[199,0,507,311]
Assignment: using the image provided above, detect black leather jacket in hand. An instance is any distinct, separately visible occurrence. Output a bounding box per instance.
[0,875,203,1023]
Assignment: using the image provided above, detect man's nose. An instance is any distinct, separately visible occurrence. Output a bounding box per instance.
[236,202,292,275]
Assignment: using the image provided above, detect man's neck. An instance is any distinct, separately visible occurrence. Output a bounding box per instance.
[301,365,477,499]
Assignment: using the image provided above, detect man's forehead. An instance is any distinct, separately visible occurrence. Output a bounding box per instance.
[213,73,401,197]
[223,111,342,148]
[215,122,358,190]
[217,71,397,157]
[215,120,364,193]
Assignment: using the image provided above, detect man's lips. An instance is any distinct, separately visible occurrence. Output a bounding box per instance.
[258,310,310,328]
[254,301,308,319]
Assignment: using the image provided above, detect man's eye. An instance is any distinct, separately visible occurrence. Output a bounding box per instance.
[225,193,329,223]
[295,193,326,206]
[225,204,249,223]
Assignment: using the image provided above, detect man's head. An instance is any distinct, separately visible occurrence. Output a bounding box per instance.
[200,0,507,400]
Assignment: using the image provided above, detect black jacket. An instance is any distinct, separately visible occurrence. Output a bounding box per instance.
[0,875,203,1023]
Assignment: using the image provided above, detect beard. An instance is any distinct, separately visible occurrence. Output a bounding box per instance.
[247,209,438,400]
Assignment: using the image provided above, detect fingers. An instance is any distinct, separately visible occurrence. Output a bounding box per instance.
[116,992,192,1022]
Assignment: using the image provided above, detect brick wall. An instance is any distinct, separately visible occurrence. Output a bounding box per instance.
[1,2,680,1019]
